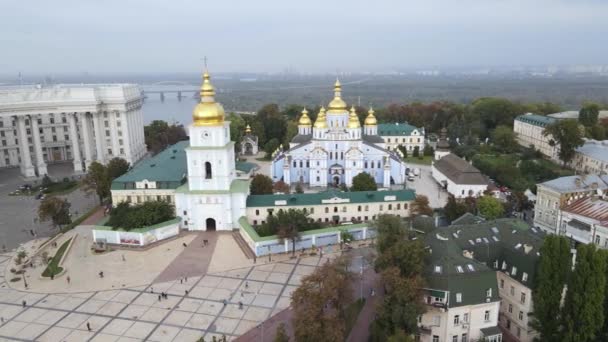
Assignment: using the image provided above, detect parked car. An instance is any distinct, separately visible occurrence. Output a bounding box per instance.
[19,184,32,191]
[412,168,420,177]
[408,176,415,182]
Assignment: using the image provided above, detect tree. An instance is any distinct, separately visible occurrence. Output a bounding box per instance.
[443,195,470,223]
[292,257,352,342]
[228,113,246,148]
[351,172,377,191]
[410,195,433,216]
[283,120,298,147]
[579,103,600,127]
[276,209,305,257]
[274,323,289,342]
[471,97,521,138]
[38,197,72,229]
[412,146,420,158]
[144,120,187,155]
[106,157,130,180]
[561,244,606,342]
[531,235,572,342]
[107,201,175,230]
[491,125,519,153]
[476,195,504,220]
[83,161,110,203]
[423,144,434,157]
[295,183,304,194]
[543,119,584,165]
[273,180,290,194]
[250,174,273,195]
[41,174,53,187]
[264,138,280,159]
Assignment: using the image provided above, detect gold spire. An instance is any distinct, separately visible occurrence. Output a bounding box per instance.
[347,106,361,128]
[314,106,328,129]
[298,108,312,126]
[245,124,252,134]
[327,78,347,114]
[193,71,225,126]
[364,107,377,126]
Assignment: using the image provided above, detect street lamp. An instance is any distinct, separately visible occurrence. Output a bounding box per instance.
[23,270,28,289]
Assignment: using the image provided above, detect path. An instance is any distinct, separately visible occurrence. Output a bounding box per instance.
[346,268,382,342]
[154,232,219,283]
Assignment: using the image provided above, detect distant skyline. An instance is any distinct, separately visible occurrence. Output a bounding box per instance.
[1,0,607,74]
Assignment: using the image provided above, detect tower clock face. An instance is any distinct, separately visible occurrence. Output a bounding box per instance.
[201,131,210,139]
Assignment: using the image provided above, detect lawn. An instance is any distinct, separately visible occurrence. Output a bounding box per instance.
[344,298,366,336]
[41,238,72,278]
[402,155,433,165]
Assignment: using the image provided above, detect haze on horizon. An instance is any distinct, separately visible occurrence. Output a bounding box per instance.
[1,0,607,75]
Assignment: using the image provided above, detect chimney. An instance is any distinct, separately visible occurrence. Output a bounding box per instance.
[523,244,533,254]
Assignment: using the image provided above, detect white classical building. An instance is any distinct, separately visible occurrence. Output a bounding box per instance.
[377,122,425,152]
[271,81,408,188]
[0,84,146,177]
[513,113,558,160]
[572,140,608,175]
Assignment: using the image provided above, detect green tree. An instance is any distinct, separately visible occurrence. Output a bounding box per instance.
[351,172,377,191]
[561,244,607,342]
[471,97,521,137]
[228,112,246,148]
[273,180,290,194]
[41,174,53,187]
[144,120,187,155]
[274,323,289,342]
[249,120,267,146]
[543,119,585,165]
[83,161,110,203]
[443,195,470,222]
[292,257,352,342]
[283,120,298,147]
[579,103,600,127]
[106,157,130,180]
[264,138,280,159]
[107,201,175,230]
[491,125,519,153]
[295,183,304,194]
[250,174,273,195]
[589,124,606,140]
[422,144,434,157]
[410,195,433,216]
[275,209,306,257]
[412,146,420,158]
[476,195,504,220]
[38,197,72,229]
[531,235,572,342]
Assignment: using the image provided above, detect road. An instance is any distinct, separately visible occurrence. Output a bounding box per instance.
[402,164,449,208]
[0,164,97,250]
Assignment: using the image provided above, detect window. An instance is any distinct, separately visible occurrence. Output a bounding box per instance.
[463,313,469,323]
[510,286,515,296]
[518,310,523,320]
[517,327,521,337]
[357,205,361,212]
[293,161,296,167]
[454,315,460,326]
[333,207,338,213]
[255,210,259,216]
[595,235,601,245]
[325,207,329,213]
[522,272,528,282]
[433,336,439,342]
[183,210,187,216]
[486,288,492,297]
[456,293,462,303]
[484,310,491,322]
[452,336,458,342]
[500,279,504,288]
[205,162,212,179]
[466,264,475,272]
[511,266,517,276]
[456,266,464,273]
[434,266,442,274]
[508,304,513,313]
[388,204,392,210]
[521,292,526,304]
[462,333,468,342]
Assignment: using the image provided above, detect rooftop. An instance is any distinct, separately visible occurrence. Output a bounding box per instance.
[515,113,557,127]
[246,188,416,207]
[539,174,608,194]
[576,140,608,163]
[377,122,421,136]
[433,153,488,185]
[562,196,608,222]
[548,110,608,120]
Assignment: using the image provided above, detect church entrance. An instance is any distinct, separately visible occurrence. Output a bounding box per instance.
[244,143,253,155]
[333,176,340,186]
[206,218,216,231]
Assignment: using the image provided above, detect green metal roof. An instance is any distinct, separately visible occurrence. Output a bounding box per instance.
[246,189,416,207]
[112,141,188,189]
[515,113,557,127]
[377,123,420,136]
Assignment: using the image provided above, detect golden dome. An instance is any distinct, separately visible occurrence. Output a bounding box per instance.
[193,71,225,126]
[327,79,347,114]
[298,108,312,126]
[245,124,252,134]
[314,106,328,129]
[348,106,361,128]
[364,107,377,126]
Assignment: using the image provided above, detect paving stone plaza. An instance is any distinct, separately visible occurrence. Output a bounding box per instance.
[0,243,338,341]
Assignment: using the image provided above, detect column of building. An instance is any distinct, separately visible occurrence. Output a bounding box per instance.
[15,115,35,178]
[80,112,94,168]
[67,112,83,173]
[121,110,133,165]
[29,115,48,176]
[92,112,105,164]
[110,111,120,159]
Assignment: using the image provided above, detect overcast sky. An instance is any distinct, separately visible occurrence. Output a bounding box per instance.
[1,0,607,74]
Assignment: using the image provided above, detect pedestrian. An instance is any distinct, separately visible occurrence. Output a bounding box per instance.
[241,291,244,297]
[86,322,91,331]
[22,300,26,308]
[185,276,188,282]
[1,317,4,323]
[223,299,227,307]
[185,290,189,296]
[158,294,162,301]
[245,282,249,289]
[180,278,183,284]
[150,287,154,293]
[182,242,187,247]
[67,276,71,284]
[253,255,256,264]
[99,271,104,278]
[239,301,243,310]
[50,274,54,280]
[122,254,126,262]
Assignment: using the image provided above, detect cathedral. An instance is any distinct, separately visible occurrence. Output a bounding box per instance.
[271,80,408,188]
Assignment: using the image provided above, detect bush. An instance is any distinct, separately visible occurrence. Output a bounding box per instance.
[42,238,71,278]
[107,201,175,231]
[9,277,21,282]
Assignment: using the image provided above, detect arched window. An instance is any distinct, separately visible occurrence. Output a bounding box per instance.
[341,152,344,160]
[205,162,212,179]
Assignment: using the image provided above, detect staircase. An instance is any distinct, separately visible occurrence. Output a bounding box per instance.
[232,230,256,259]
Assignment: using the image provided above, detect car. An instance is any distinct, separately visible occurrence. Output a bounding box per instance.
[19,184,32,191]
[408,176,415,181]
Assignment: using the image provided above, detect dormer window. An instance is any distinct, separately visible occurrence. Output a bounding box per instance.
[456,293,462,303]
[456,266,464,273]
[522,272,528,282]
[486,288,492,297]
[434,266,442,274]
[511,266,518,276]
